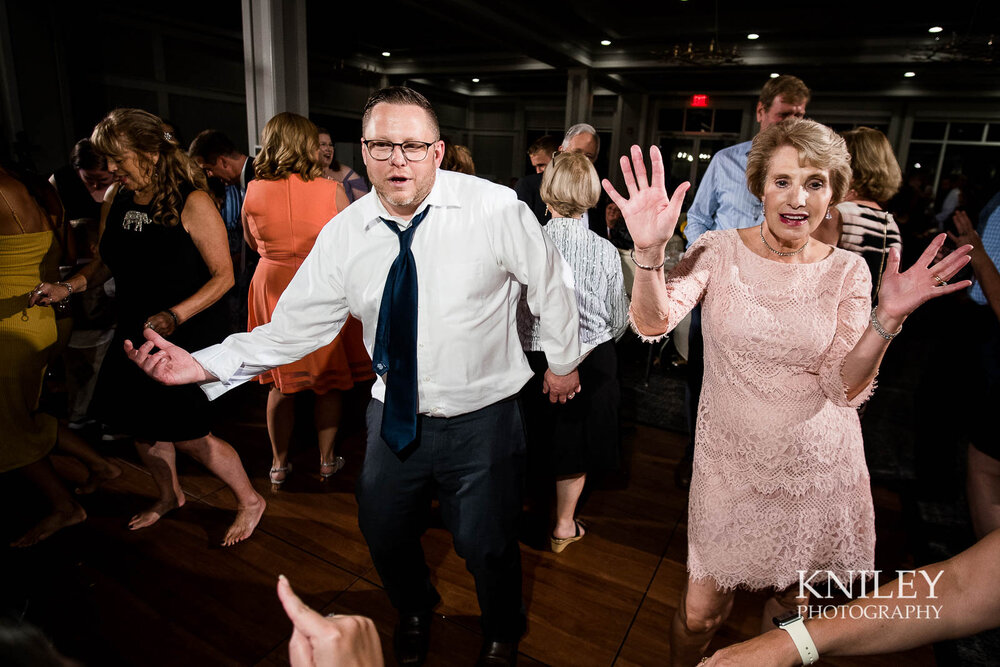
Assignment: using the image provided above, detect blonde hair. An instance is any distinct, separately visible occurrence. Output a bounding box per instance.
[540,151,600,218]
[254,112,323,181]
[746,118,852,204]
[91,108,209,228]
[841,127,902,202]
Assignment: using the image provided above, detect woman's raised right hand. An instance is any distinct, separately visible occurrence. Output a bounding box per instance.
[601,145,690,260]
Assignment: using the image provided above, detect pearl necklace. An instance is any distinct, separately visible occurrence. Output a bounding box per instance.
[759,222,808,257]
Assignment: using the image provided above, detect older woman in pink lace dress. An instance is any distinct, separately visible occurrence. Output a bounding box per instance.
[602,119,973,666]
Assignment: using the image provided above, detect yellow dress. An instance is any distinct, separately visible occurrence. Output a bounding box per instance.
[0,230,60,471]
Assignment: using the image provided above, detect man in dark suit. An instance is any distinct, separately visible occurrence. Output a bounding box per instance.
[514,135,558,224]
[189,129,254,193]
[516,125,608,236]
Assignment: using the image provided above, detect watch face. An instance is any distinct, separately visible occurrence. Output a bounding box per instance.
[773,610,801,627]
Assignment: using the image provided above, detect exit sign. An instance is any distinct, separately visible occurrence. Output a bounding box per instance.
[691,94,709,107]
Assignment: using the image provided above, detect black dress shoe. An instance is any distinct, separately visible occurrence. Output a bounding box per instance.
[393,612,431,666]
[476,640,518,666]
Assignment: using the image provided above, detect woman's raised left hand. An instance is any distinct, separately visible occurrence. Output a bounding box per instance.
[876,233,973,324]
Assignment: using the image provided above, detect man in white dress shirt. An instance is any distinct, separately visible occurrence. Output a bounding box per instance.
[125,87,584,666]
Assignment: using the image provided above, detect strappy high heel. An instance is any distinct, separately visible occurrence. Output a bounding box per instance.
[269,462,292,486]
[319,456,345,479]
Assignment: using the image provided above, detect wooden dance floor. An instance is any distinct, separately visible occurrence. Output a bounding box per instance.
[2,383,935,666]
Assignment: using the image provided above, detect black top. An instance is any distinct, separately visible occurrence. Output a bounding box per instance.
[94,187,227,441]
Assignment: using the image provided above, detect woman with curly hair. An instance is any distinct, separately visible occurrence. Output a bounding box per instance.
[31,108,265,546]
[244,112,372,487]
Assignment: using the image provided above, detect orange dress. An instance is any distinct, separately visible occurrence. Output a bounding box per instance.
[244,175,373,393]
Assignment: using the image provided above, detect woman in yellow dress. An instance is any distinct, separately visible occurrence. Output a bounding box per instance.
[1,163,119,546]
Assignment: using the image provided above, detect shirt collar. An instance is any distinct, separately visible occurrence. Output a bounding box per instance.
[239,156,250,190]
[362,169,464,232]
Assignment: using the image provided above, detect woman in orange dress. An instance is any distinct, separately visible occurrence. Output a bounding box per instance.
[243,112,373,486]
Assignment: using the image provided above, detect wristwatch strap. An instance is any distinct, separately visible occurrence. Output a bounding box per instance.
[779,617,819,665]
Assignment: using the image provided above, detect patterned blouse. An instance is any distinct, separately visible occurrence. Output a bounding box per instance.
[518,217,629,351]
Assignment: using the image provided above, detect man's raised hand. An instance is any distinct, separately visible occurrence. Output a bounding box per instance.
[124,327,215,386]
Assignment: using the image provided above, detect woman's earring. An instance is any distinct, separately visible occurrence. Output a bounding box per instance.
[825,209,832,220]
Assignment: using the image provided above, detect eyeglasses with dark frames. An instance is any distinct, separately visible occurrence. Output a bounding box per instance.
[362,139,437,161]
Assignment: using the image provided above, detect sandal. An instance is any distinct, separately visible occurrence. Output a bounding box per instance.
[319,456,345,479]
[550,519,586,553]
[269,462,292,486]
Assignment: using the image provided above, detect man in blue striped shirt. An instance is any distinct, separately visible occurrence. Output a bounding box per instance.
[685,75,811,245]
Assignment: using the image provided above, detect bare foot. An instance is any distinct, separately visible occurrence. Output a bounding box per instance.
[129,493,185,530]
[222,492,266,547]
[12,505,87,547]
[76,460,124,495]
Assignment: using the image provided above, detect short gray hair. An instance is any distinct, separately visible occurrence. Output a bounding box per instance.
[561,123,600,154]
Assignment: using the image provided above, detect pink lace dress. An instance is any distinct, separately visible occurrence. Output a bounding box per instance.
[641,230,876,590]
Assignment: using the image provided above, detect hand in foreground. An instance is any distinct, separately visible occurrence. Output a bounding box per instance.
[123,327,214,385]
[277,575,384,667]
[876,233,972,322]
[543,368,581,404]
[601,145,690,256]
[701,630,798,667]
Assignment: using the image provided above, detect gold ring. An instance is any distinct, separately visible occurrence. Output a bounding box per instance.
[568,393,576,399]
[932,274,947,286]
[144,322,155,329]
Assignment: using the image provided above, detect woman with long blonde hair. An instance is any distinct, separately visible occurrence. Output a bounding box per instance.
[244,112,372,487]
[31,108,265,546]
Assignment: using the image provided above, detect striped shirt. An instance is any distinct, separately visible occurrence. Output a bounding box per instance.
[685,140,763,246]
[518,217,629,351]
[836,201,902,299]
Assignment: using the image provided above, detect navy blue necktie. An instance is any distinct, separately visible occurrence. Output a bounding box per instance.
[372,207,430,453]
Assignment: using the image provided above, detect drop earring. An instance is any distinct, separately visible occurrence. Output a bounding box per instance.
[825,209,832,220]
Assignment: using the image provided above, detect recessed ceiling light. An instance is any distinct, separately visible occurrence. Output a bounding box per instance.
[381,51,390,57]
[747,33,759,40]
[904,71,916,78]
[928,26,943,33]
[770,72,780,78]
[600,39,611,46]
[472,78,480,83]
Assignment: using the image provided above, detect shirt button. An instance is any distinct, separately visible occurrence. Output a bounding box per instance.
[422,375,430,382]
